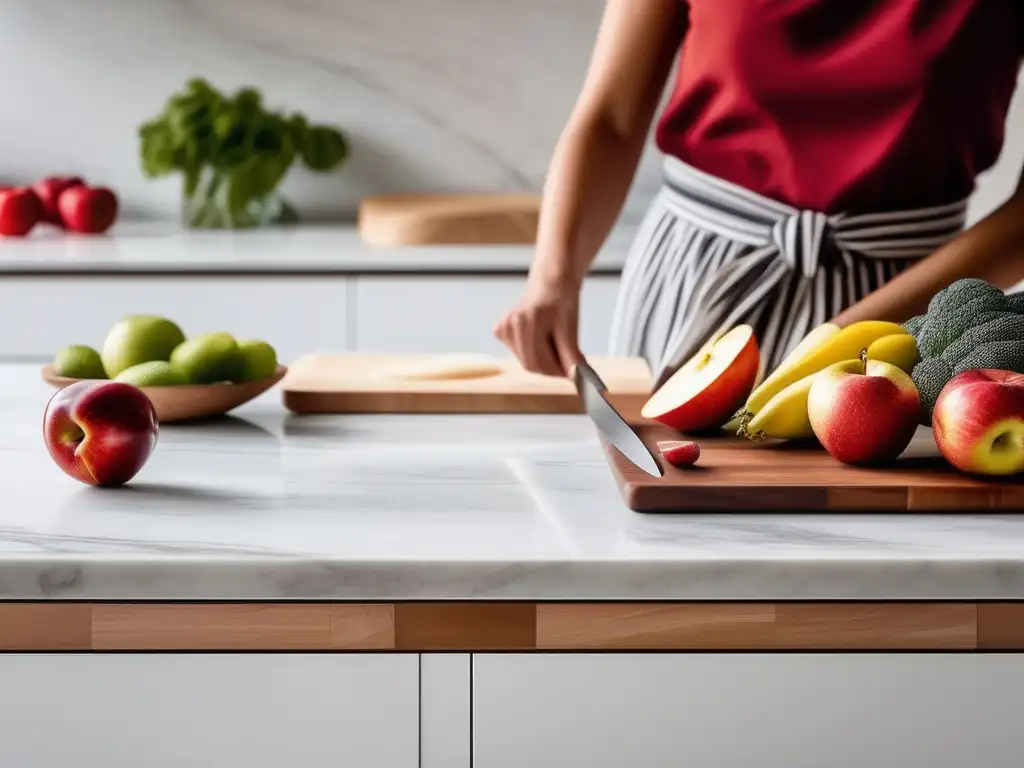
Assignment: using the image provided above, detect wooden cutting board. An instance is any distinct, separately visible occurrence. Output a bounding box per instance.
[281,354,651,415]
[358,194,541,245]
[606,424,1024,512]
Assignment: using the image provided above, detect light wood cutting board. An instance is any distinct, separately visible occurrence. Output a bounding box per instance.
[357,194,541,246]
[281,354,651,415]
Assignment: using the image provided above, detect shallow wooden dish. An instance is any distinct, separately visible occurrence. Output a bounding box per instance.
[41,365,287,423]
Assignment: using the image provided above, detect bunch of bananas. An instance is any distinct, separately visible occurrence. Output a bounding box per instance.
[736,321,919,442]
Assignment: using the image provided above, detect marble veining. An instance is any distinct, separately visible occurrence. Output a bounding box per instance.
[3,364,1024,600]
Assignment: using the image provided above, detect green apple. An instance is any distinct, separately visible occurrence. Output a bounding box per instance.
[53,345,106,379]
[115,360,188,387]
[170,332,239,383]
[234,339,278,382]
[102,316,185,378]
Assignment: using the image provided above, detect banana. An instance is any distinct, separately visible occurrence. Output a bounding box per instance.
[741,320,907,417]
[740,358,866,441]
[776,322,841,372]
[865,333,920,374]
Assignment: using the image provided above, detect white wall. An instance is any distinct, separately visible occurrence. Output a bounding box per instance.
[0,1,1018,229]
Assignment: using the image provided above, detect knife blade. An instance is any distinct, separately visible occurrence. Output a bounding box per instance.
[573,358,663,477]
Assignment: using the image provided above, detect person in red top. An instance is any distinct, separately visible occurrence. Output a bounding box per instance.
[496,0,1024,386]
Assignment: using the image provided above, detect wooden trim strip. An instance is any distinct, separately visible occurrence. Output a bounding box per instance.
[0,602,1021,652]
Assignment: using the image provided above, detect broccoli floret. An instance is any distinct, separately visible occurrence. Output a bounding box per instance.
[952,341,1024,376]
[1007,292,1024,314]
[903,314,927,337]
[941,314,1024,369]
[912,356,953,418]
[927,278,1002,317]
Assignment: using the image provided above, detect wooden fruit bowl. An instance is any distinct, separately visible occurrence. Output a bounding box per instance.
[41,365,288,423]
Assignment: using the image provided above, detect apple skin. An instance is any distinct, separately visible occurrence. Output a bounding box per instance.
[933,369,1024,476]
[0,187,43,236]
[644,330,760,433]
[33,176,85,226]
[43,381,158,487]
[57,185,118,234]
[808,359,921,465]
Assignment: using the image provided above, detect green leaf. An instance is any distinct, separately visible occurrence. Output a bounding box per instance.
[300,125,349,172]
[287,114,309,148]
[138,120,178,177]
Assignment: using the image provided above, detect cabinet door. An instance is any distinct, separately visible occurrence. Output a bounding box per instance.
[473,654,1021,768]
[354,276,621,355]
[0,654,417,768]
[0,276,350,362]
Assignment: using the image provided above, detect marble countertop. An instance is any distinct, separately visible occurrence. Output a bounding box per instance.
[4,364,1024,601]
[0,223,631,275]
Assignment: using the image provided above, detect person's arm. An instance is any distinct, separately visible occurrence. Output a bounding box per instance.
[833,167,1024,326]
[495,0,687,376]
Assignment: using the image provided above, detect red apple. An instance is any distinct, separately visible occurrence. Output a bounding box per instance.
[641,325,760,433]
[43,381,158,487]
[57,185,118,234]
[808,357,921,465]
[657,440,700,467]
[33,176,85,225]
[932,369,1024,476]
[0,187,43,236]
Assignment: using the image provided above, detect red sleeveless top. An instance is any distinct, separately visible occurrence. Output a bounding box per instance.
[655,0,1024,214]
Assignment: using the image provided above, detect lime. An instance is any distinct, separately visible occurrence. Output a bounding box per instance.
[115,360,189,387]
[53,345,106,379]
[102,316,185,378]
[233,339,278,382]
[170,332,239,384]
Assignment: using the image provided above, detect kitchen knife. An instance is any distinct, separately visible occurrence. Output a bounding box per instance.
[573,358,663,478]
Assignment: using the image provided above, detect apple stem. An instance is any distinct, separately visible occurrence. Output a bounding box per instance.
[859,347,868,373]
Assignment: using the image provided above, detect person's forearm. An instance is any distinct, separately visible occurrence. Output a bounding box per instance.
[530,116,649,288]
[833,191,1024,326]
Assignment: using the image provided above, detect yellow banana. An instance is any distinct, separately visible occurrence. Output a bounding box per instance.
[866,333,919,374]
[741,358,869,441]
[741,320,907,416]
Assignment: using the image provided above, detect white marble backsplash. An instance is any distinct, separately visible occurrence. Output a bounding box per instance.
[0,1,1019,227]
[0,0,662,227]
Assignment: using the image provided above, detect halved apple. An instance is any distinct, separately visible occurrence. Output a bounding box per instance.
[642,325,760,433]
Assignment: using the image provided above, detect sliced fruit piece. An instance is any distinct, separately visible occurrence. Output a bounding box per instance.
[866,333,920,374]
[642,325,759,433]
[742,320,907,417]
[657,440,700,467]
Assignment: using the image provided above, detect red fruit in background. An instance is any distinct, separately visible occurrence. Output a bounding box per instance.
[657,440,701,467]
[43,381,158,487]
[0,187,43,236]
[57,185,118,234]
[33,176,84,225]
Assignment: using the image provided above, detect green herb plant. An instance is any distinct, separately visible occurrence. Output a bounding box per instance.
[138,78,349,228]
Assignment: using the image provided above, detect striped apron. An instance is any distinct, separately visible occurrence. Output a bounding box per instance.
[609,156,968,385]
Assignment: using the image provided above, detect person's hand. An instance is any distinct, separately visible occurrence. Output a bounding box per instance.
[494,276,583,377]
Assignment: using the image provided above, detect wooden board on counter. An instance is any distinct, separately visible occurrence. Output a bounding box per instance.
[357,194,541,245]
[281,353,651,415]
[606,424,1024,511]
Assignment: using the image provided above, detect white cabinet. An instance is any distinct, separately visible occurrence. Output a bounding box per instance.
[353,275,621,355]
[0,654,418,768]
[0,276,350,363]
[472,654,1022,768]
